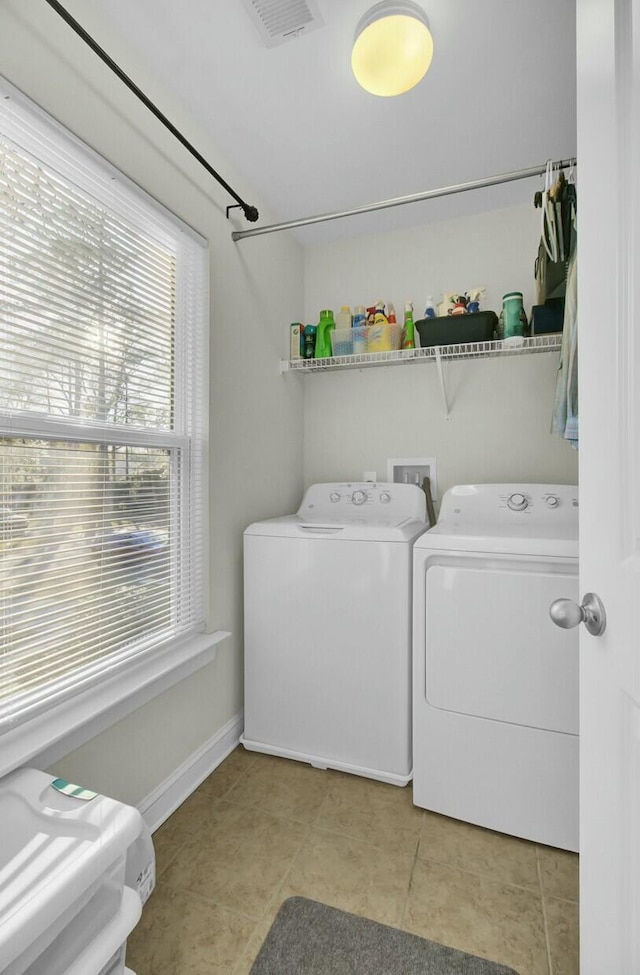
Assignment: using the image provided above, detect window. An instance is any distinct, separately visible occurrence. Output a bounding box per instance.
[0,83,208,741]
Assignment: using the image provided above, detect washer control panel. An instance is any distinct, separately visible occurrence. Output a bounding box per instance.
[298,482,427,524]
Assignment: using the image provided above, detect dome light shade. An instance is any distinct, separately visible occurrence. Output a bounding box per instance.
[352,1,433,97]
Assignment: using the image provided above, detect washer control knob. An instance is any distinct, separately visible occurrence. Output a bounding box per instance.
[329,492,340,503]
[545,495,559,508]
[352,490,367,506]
[380,492,391,504]
[507,493,528,511]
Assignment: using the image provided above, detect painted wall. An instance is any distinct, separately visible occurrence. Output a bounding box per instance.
[303,206,578,498]
[0,0,305,806]
[0,3,577,808]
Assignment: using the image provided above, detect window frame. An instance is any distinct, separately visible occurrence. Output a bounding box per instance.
[0,77,219,778]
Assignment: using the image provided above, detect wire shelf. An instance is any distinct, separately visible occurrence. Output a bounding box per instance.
[280,333,563,374]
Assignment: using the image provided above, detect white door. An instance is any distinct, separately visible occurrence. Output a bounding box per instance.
[577,0,640,970]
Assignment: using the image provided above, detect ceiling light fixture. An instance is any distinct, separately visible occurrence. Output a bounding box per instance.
[351,1,433,97]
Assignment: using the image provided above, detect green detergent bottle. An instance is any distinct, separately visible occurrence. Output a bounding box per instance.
[315,309,335,358]
[402,301,415,350]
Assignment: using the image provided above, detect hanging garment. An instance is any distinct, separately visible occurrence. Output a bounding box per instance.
[534,165,577,304]
[535,236,568,304]
[551,244,578,448]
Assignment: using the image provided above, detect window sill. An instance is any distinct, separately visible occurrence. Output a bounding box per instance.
[0,630,231,779]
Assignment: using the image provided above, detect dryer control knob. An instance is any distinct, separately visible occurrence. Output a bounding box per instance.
[380,492,391,504]
[507,493,528,511]
[545,495,559,508]
[329,492,340,503]
[352,490,367,506]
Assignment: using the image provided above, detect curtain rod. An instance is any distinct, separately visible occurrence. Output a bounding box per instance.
[43,0,259,223]
[232,157,576,241]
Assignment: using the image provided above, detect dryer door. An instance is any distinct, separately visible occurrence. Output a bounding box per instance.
[424,554,579,734]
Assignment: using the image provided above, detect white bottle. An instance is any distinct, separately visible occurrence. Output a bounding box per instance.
[424,296,436,318]
[336,306,352,330]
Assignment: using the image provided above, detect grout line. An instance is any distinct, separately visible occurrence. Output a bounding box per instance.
[310,821,419,855]
[230,821,313,975]
[309,783,328,829]
[536,846,554,975]
[219,750,260,796]
[215,794,329,829]
[415,850,542,895]
[195,749,258,804]
[543,892,579,905]
[398,825,423,930]
[153,837,189,880]
[160,822,314,975]
[156,879,262,923]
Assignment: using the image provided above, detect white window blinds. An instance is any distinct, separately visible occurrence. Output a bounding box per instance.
[0,82,208,730]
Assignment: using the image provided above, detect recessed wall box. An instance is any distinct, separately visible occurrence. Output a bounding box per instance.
[387,458,438,500]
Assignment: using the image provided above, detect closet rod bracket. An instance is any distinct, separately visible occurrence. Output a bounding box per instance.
[434,347,451,419]
[227,203,260,222]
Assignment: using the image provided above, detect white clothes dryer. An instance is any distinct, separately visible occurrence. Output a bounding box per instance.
[413,483,579,851]
[241,482,429,786]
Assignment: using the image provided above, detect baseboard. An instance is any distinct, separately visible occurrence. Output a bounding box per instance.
[138,710,244,832]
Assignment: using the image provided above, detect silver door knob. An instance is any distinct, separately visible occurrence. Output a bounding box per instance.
[549,592,607,637]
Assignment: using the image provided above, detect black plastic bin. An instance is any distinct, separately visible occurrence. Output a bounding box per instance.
[415,310,498,347]
[530,297,565,334]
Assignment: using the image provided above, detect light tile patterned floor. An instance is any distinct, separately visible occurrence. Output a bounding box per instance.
[126,748,579,975]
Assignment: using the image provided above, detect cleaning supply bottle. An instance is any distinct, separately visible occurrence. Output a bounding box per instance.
[314,309,335,358]
[303,324,317,358]
[336,306,352,330]
[466,287,485,314]
[387,303,397,324]
[374,301,388,325]
[502,292,525,339]
[353,305,366,328]
[352,305,367,353]
[402,301,415,349]
[424,296,436,319]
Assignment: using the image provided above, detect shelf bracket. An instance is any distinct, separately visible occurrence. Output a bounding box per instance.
[434,347,451,419]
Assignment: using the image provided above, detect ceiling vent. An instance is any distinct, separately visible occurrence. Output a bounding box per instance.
[240,0,325,48]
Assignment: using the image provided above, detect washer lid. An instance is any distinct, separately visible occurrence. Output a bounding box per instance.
[244,513,428,543]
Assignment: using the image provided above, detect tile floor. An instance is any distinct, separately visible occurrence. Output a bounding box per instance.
[126,748,579,975]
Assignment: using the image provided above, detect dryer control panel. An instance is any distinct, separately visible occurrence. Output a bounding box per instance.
[438,484,579,531]
[298,482,428,525]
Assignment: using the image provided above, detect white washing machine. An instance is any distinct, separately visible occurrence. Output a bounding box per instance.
[241,482,429,786]
[413,483,579,851]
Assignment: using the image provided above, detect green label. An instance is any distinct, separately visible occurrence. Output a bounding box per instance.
[51,777,98,801]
